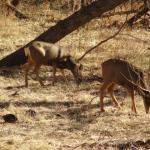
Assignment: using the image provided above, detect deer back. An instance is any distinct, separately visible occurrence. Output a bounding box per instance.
[102,59,145,88]
[25,41,70,65]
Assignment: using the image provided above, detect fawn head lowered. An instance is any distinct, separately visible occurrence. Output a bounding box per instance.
[24,41,83,86]
[125,78,150,113]
[56,55,83,84]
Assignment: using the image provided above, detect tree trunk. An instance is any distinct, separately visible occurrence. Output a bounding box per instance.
[0,0,129,67]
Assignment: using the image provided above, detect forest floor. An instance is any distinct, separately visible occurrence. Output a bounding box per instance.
[0,1,150,150]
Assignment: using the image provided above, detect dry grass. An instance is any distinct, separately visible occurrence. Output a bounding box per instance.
[0,1,150,150]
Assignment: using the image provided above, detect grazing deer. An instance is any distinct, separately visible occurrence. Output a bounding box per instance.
[100,58,150,113]
[24,41,83,87]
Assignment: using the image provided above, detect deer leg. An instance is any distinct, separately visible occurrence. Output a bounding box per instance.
[145,104,149,114]
[60,69,69,85]
[143,100,150,114]
[108,83,121,108]
[52,64,57,85]
[24,63,31,87]
[24,59,33,87]
[127,87,137,113]
[131,93,137,113]
[100,82,110,112]
[34,65,44,86]
[146,106,149,114]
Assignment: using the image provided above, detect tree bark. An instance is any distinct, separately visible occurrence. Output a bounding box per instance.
[0,0,129,67]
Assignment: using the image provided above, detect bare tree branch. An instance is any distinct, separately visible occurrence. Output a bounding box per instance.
[101,10,137,18]
[120,33,148,43]
[77,15,128,62]
[127,5,149,26]
[7,2,28,19]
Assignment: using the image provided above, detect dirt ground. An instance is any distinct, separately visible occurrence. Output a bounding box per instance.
[0,1,150,150]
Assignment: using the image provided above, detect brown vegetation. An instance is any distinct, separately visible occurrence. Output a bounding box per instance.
[0,0,150,149]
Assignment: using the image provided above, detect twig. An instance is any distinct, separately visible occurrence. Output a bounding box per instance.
[101,10,137,18]
[88,96,98,105]
[120,33,148,43]
[120,72,149,95]
[70,142,90,150]
[77,15,128,62]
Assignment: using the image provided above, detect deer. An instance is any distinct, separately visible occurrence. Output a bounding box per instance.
[100,58,150,114]
[24,41,83,87]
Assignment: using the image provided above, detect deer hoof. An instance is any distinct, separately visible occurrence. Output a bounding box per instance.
[100,108,105,112]
[40,83,44,86]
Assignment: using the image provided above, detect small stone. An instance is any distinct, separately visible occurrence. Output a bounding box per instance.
[2,114,18,123]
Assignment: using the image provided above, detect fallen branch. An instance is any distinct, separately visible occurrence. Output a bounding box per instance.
[88,96,98,105]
